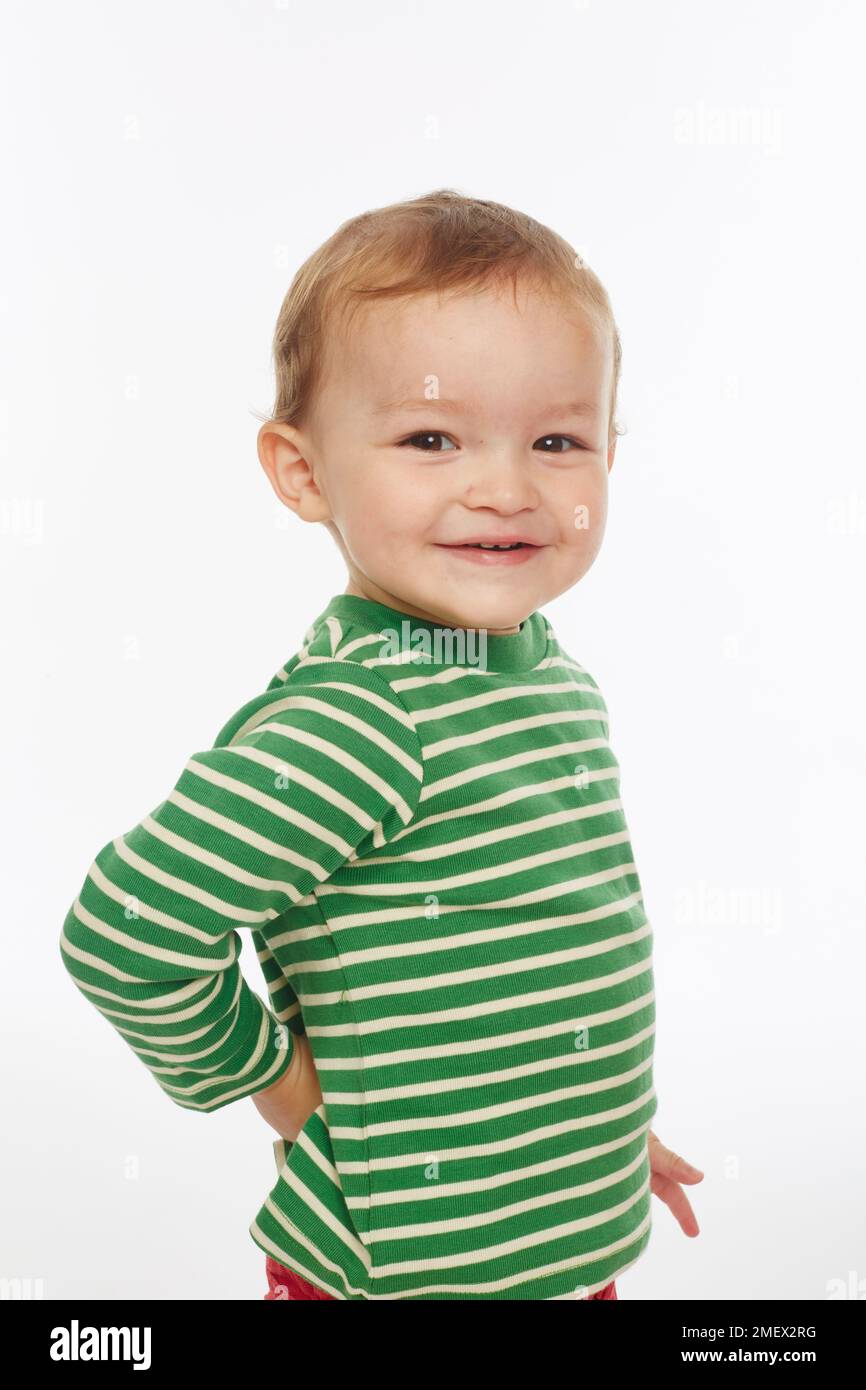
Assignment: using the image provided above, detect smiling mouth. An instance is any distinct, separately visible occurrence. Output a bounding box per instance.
[434,541,544,566]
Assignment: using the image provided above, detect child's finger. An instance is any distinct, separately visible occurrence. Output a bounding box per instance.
[651,1173,701,1237]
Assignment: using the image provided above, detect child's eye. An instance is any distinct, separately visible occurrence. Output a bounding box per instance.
[534,434,586,453]
[397,431,457,452]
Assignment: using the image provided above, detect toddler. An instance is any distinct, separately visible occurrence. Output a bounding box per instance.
[60,189,703,1300]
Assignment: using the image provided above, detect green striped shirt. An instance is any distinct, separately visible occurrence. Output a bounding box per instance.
[60,591,657,1300]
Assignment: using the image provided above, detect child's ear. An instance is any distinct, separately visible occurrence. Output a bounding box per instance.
[258,421,332,523]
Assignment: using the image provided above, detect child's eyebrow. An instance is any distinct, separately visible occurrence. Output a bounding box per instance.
[371,397,468,415]
[371,398,599,418]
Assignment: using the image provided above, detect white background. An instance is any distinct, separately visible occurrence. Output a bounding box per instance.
[3,0,864,1300]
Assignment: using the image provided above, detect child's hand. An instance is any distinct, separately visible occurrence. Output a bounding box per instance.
[251,1035,324,1141]
[648,1129,704,1236]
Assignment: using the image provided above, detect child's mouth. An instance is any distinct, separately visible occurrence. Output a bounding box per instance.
[435,542,542,565]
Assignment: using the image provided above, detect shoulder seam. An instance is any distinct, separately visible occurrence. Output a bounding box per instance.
[259,650,427,837]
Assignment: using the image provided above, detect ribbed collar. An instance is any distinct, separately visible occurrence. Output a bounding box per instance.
[314,593,550,673]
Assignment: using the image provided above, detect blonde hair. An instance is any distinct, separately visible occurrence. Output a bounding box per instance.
[256,188,623,440]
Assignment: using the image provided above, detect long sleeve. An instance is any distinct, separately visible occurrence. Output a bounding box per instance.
[59,661,424,1113]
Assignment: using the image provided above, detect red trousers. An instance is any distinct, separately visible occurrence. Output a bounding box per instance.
[264,1255,617,1301]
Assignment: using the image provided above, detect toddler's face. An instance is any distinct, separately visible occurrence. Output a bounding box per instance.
[262,278,616,637]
